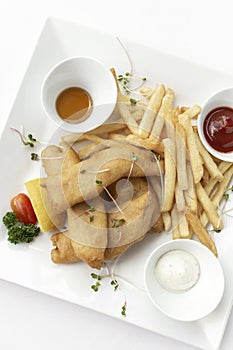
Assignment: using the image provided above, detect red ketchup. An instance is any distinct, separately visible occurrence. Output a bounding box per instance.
[203,106,233,153]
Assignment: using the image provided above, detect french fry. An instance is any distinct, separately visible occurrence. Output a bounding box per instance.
[184,163,198,214]
[138,84,165,138]
[194,132,223,181]
[201,165,233,227]
[201,166,210,187]
[62,122,128,145]
[151,88,174,139]
[118,103,139,135]
[162,211,171,232]
[126,134,164,156]
[131,109,144,121]
[140,87,154,99]
[178,105,201,119]
[78,143,97,160]
[162,138,176,212]
[171,106,180,125]
[108,133,126,140]
[196,182,223,230]
[178,214,192,239]
[179,114,203,183]
[149,176,163,207]
[204,161,232,196]
[180,106,189,113]
[171,205,180,239]
[186,209,217,256]
[175,181,186,212]
[176,122,188,190]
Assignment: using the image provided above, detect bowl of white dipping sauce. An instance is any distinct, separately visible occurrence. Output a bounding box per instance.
[144,239,224,321]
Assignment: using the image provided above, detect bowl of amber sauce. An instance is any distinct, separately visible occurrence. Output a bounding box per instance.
[41,56,117,132]
[197,87,233,162]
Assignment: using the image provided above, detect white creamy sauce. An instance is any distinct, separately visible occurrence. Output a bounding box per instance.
[155,249,200,293]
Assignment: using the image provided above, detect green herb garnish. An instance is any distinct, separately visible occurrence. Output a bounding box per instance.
[90,273,103,291]
[111,279,119,291]
[130,98,137,106]
[89,214,94,222]
[89,205,96,212]
[91,282,101,292]
[11,128,37,147]
[91,273,102,281]
[223,193,229,200]
[2,211,40,244]
[121,303,127,317]
[2,212,18,229]
[112,218,126,228]
[31,152,39,161]
[96,180,103,185]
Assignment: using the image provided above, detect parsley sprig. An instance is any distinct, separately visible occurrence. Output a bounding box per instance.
[2,212,40,244]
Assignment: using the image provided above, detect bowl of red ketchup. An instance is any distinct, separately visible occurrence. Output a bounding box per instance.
[197,87,233,162]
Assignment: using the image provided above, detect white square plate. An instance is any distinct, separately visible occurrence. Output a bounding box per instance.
[0,17,233,350]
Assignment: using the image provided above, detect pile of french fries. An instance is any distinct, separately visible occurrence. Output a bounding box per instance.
[63,68,233,257]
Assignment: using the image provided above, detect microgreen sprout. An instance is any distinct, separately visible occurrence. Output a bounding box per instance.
[89,205,96,212]
[90,273,103,292]
[96,180,123,213]
[86,205,96,222]
[117,71,147,95]
[31,152,39,161]
[11,127,38,147]
[91,273,102,280]
[111,279,119,291]
[91,282,101,292]
[130,98,137,106]
[90,263,128,316]
[112,218,126,228]
[223,193,229,200]
[126,152,137,182]
[89,214,94,222]
[223,186,233,200]
[121,302,127,317]
[96,180,103,185]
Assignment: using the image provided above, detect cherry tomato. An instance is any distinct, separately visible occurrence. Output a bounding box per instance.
[10,193,37,225]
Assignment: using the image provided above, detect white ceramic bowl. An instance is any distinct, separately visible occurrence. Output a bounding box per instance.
[197,86,233,162]
[144,239,224,322]
[41,56,117,133]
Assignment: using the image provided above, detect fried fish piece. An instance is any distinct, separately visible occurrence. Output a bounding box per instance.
[51,197,107,270]
[105,185,158,259]
[42,145,80,177]
[45,140,164,213]
[51,232,80,263]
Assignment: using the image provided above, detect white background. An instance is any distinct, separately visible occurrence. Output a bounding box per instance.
[0,0,233,349]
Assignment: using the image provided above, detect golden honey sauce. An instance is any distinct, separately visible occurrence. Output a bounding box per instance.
[56,87,93,123]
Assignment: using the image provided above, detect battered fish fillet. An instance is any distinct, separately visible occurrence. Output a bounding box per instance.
[51,232,80,263]
[51,197,107,270]
[50,177,163,267]
[105,185,158,260]
[45,140,164,213]
[42,144,80,176]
